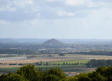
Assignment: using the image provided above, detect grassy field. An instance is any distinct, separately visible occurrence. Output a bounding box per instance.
[0,54,111,73]
[0,65,90,73]
[0,59,90,73]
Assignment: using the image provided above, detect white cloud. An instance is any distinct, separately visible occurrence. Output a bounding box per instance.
[0,0,16,12]
[65,0,95,7]
[47,0,57,2]
[0,0,40,21]
[67,12,75,16]
[57,10,75,16]
[65,0,85,6]
[57,10,64,16]
[30,19,39,25]
[13,0,33,7]
[28,0,33,4]
[0,0,34,11]
[0,7,16,12]
[0,20,10,24]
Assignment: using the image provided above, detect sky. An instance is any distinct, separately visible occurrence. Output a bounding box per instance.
[0,0,112,39]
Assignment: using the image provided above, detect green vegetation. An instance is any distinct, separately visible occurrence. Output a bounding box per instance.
[35,60,89,72]
[87,60,112,68]
[35,60,89,66]
[0,60,89,73]
[1,65,112,81]
[0,65,66,81]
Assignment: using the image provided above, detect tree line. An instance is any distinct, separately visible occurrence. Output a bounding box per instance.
[0,64,112,81]
[86,59,112,68]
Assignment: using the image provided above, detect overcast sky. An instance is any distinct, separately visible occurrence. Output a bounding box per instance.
[0,0,112,39]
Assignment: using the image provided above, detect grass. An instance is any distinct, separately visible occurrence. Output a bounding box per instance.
[35,60,89,65]
[0,60,89,73]
[0,65,90,73]
[37,64,88,72]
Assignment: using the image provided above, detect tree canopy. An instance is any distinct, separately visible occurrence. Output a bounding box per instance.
[1,65,112,81]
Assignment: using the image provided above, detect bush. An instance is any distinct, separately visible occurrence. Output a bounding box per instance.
[1,65,112,81]
[44,67,66,81]
[17,64,43,81]
[0,73,27,81]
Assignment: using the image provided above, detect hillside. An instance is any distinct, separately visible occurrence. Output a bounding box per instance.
[42,39,67,48]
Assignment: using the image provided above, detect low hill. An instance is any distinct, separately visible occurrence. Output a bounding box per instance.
[42,39,67,48]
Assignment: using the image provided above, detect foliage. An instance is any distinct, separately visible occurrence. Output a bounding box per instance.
[44,67,66,81]
[1,65,112,81]
[17,64,42,81]
[43,74,60,81]
[87,59,112,68]
[0,73,27,81]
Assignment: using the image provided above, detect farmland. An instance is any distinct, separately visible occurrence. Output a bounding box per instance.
[0,54,112,74]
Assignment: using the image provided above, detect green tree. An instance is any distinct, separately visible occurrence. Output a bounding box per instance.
[66,76,78,81]
[44,74,60,81]
[88,72,106,81]
[0,73,8,81]
[76,73,91,81]
[17,64,42,81]
[44,67,66,81]
[4,73,27,81]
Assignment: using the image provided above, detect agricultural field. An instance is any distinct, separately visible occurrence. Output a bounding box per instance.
[0,54,112,73]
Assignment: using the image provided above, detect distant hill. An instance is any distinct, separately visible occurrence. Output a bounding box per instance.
[42,39,66,48]
[0,38,112,54]
[43,39,64,45]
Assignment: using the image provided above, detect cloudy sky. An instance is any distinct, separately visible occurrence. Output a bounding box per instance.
[0,0,112,39]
